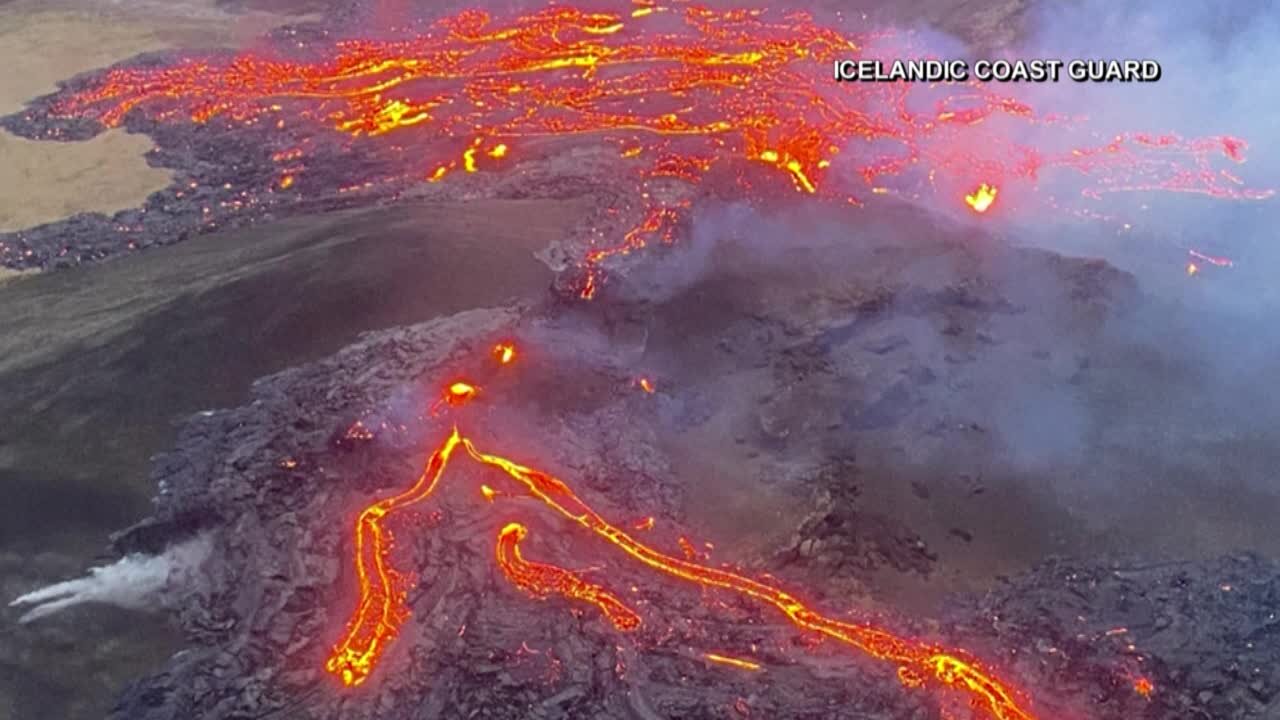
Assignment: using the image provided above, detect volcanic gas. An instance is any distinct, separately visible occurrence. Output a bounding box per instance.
[36,0,1271,293]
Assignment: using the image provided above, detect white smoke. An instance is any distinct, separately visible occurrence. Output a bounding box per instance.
[9,535,212,623]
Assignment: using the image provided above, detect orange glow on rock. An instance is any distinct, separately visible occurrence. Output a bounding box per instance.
[446,382,477,404]
[579,271,599,300]
[965,183,998,213]
[493,342,517,365]
[704,652,762,671]
[1133,675,1155,699]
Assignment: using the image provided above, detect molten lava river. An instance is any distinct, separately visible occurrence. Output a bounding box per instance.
[48,0,1268,294]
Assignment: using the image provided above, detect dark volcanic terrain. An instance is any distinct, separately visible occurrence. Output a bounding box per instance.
[0,197,580,719]
[51,202,1280,720]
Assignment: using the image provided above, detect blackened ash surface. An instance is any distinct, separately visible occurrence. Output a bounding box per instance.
[949,554,1280,720]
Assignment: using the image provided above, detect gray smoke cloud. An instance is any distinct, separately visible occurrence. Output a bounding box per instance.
[999,0,1278,282]
[987,1,1280,445]
[9,535,212,623]
[601,0,1280,558]
[926,0,1280,537]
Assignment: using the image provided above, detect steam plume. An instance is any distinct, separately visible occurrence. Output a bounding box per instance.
[9,535,212,623]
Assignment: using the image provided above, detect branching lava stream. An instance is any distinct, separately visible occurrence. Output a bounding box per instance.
[326,349,1038,720]
[328,424,1036,718]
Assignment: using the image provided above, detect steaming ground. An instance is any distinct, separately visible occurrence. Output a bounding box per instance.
[611,198,1280,614]
[10,536,212,623]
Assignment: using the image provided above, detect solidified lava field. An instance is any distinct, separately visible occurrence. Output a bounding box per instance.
[4,2,1280,720]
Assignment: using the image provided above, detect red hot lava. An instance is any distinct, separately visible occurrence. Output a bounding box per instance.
[965,183,999,213]
[328,422,1039,719]
[326,347,1039,720]
[51,1,1271,297]
[495,521,643,632]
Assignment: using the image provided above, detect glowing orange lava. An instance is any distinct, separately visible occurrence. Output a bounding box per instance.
[446,381,477,404]
[464,440,1036,720]
[1133,675,1155,699]
[495,522,642,631]
[965,183,998,213]
[325,424,1038,719]
[325,428,462,687]
[50,2,1271,298]
[493,342,517,365]
[704,652,762,671]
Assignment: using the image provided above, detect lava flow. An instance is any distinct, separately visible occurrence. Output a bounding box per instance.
[48,1,1272,297]
[328,426,1036,718]
[325,428,463,686]
[495,521,643,632]
[463,439,1035,720]
[704,652,763,672]
[326,350,1037,720]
